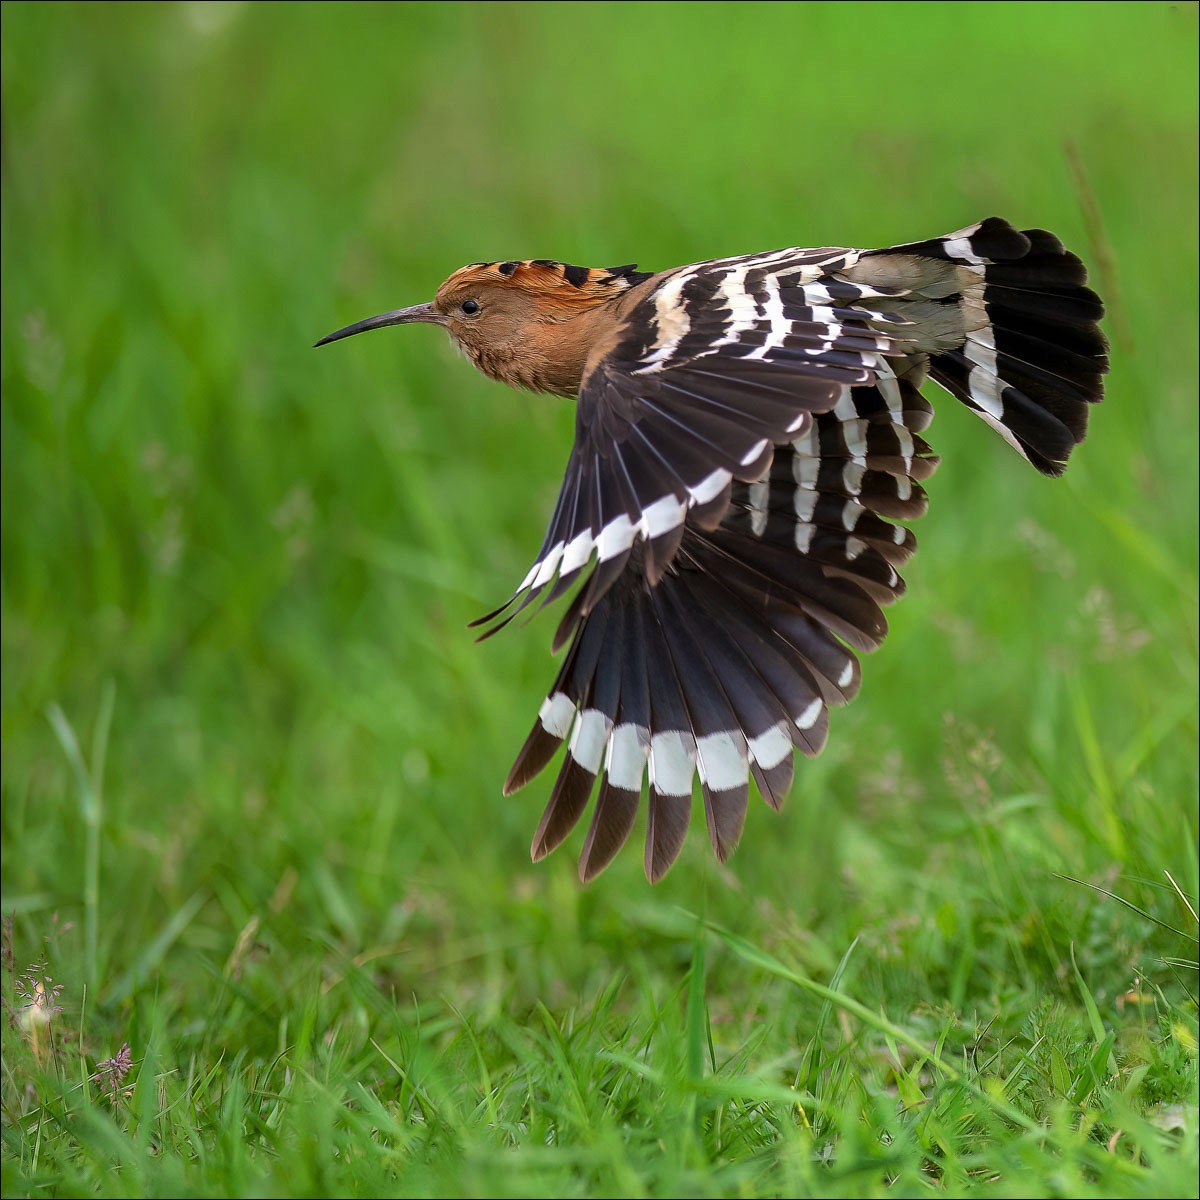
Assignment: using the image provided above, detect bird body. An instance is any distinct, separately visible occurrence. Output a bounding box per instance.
[317,218,1107,882]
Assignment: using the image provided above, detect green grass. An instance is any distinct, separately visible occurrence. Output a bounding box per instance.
[2,2,1197,1195]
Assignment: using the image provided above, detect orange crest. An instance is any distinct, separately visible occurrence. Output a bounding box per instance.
[435,260,652,316]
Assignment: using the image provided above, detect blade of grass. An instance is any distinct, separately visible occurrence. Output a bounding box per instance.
[46,700,104,991]
[685,934,707,1085]
[106,890,207,1004]
[1070,942,1118,1077]
[1055,874,1197,942]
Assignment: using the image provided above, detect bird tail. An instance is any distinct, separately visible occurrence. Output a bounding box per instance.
[504,376,938,882]
[855,217,1109,475]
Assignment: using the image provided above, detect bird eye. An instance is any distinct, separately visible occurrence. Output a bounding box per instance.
[460,299,480,316]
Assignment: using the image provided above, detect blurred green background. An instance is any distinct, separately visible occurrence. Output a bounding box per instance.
[2,3,1197,1195]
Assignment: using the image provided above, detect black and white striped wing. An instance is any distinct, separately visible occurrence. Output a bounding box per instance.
[474,246,909,634]
[507,364,940,881]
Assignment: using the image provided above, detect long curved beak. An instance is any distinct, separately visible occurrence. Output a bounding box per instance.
[314,302,446,348]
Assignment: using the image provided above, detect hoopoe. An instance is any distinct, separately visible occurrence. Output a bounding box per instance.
[317,218,1107,883]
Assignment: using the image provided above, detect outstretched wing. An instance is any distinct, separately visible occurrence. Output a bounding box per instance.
[507,363,941,881]
[474,244,910,635]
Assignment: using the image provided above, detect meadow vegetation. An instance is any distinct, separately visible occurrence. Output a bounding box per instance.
[2,3,1197,1195]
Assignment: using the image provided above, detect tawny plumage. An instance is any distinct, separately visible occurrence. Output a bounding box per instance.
[317,218,1108,882]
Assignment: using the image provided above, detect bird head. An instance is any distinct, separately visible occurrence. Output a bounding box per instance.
[316,260,653,395]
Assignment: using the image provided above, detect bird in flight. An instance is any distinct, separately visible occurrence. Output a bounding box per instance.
[317,218,1107,882]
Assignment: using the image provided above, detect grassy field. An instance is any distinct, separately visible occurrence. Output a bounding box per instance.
[2,2,1197,1195]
